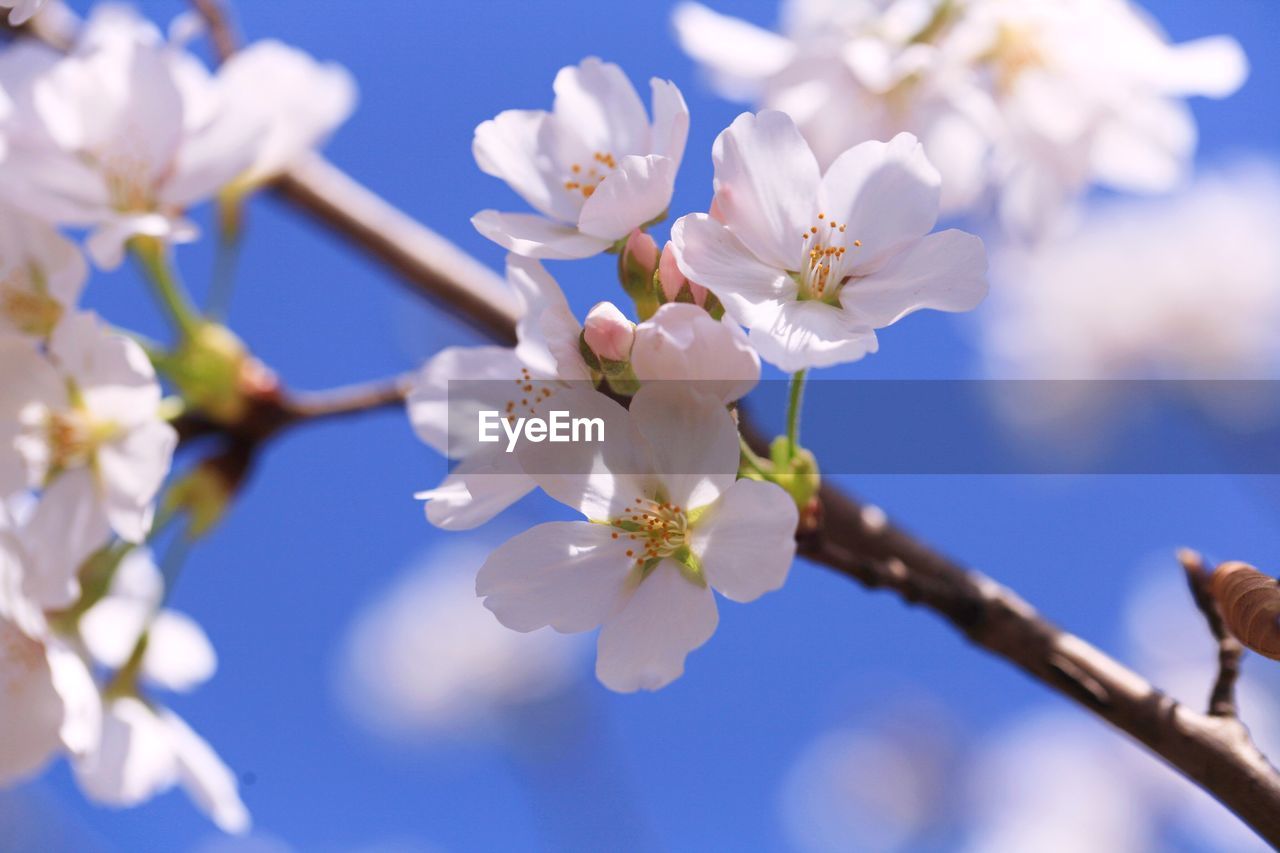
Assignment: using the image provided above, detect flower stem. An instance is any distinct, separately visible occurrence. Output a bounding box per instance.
[131,236,203,340]
[786,369,807,459]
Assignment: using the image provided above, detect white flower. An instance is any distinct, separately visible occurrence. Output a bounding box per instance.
[74,696,250,835]
[982,164,1280,380]
[79,549,217,694]
[472,57,689,259]
[0,203,86,340]
[478,384,798,692]
[631,302,760,404]
[0,5,263,268]
[672,111,987,372]
[0,0,42,26]
[336,544,583,738]
[0,505,102,787]
[213,39,356,189]
[0,312,177,548]
[674,0,1247,238]
[408,255,589,530]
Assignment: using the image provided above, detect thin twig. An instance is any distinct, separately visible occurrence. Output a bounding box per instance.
[14,4,1280,845]
[1180,548,1245,718]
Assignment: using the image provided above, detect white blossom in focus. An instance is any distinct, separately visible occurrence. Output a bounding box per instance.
[982,165,1280,380]
[478,384,797,692]
[674,0,1247,238]
[672,111,987,372]
[0,5,263,268]
[337,545,583,738]
[0,0,42,26]
[0,313,177,553]
[0,204,86,340]
[472,57,689,259]
[214,39,357,189]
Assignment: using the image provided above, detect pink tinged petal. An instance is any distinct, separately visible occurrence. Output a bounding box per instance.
[821,133,941,269]
[577,154,676,242]
[142,611,217,693]
[516,386,651,521]
[657,239,707,305]
[506,254,588,379]
[74,697,178,807]
[712,110,821,270]
[0,617,63,784]
[671,3,795,98]
[1161,36,1248,98]
[46,640,101,757]
[595,561,718,693]
[748,300,879,373]
[162,709,250,834]
[407,345,525,457]
[841,229,988,329]
[97,419,177,543]
[471,210,612,260]
[649,78,689,169]
[414,450,535,531]
[477,521,634,634]
[691,479,797,603]
[627,383,739,510]
[22,470,111,610]
[632,303,760,403]
[552,58,649,156]
[473,109,580,222]
[583,301,636,362]
[670,213,794,327]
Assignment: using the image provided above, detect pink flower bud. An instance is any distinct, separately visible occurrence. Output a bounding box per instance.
[624,229,659,272]
[659,241,709,306]
[583,301,636,362]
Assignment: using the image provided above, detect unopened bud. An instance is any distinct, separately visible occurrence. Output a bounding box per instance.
[658,241,709,307]
[583,301,636,363]
[619,229,661,319]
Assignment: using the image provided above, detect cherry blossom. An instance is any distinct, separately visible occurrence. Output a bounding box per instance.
[0,203,86,340]
[214,39,357,189]
[472,57,689,259]
[478,384,797,692]
[0,5,263,268]
[671,111,987,372]
[0,312,177,548]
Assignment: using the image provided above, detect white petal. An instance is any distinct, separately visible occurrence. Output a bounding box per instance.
[670,212,795,327]
[821,133,940,268]
[841,230,988,328]
[416,449,535,531]
[1089,100,1194,194]
[748,301,878,373]
[52,313,162,424]
[596,561,718,692]
[506,254,588,379]
[46,640,102,757]
[628,384,738,511]
[631,303,760,403]
[74,697,178,807]
[649,78,689,169]
[552,57,649,156]
[407,345,525,457]
[577,154,676,242]
[692,479,797,602]
[712,110,820,270]
[473,109,579,222]
[672,3,794,98]
[143,610,217,693]
[79,596,150,669]
[472,210,611,259]
[477,521,633,634]
[163,710,250,834]
[97,419,176,543]
[0,617,62,783]
[21,470,111,610]
[515,387,650,521]
[1161,36,1248,98]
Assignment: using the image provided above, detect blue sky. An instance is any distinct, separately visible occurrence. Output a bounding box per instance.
[9,0,1280,850]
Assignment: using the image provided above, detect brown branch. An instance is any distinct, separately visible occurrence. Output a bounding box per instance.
[17,3,1280,845]
[1180,548,1245,718]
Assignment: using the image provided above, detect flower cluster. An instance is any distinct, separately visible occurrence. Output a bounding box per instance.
[674,0,1248,239]
[0,3,354,832]
[410,56,989,691]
